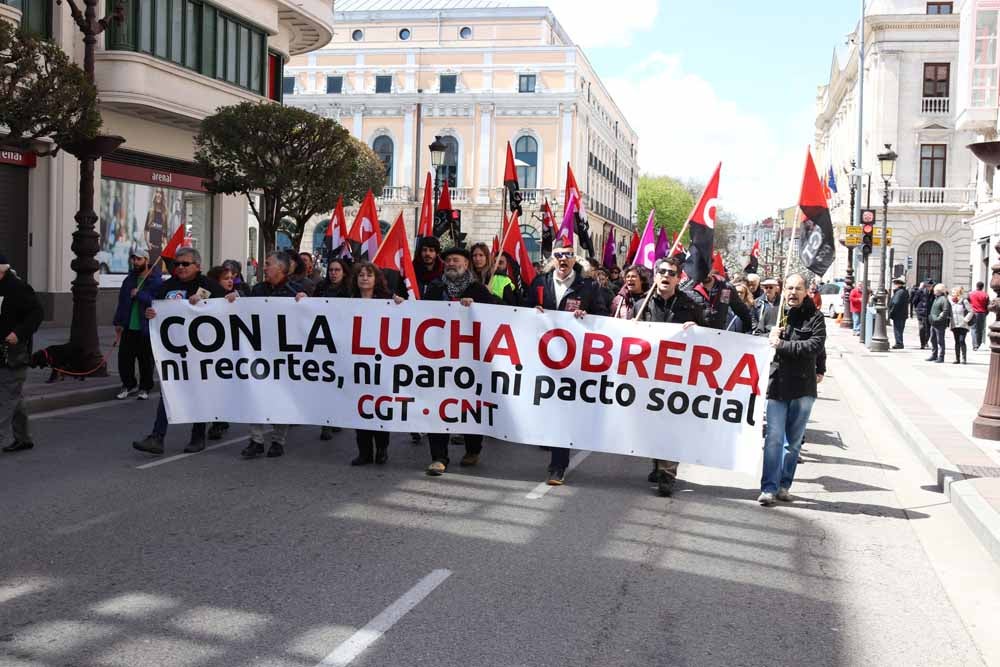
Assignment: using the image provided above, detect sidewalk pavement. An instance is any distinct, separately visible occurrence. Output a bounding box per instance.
[831,315,1000,565]
[24,326,159,412]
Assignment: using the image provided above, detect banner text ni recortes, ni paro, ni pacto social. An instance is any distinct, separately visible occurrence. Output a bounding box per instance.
[150,299,774,474]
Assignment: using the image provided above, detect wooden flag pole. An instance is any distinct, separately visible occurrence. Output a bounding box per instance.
[631,218,691,322]
[775,208,801,331]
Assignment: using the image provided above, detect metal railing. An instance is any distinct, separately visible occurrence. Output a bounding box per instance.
[921,97,950,114]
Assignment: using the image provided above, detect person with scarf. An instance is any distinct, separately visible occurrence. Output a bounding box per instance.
[609,265,651,320]
[422,247,496,476]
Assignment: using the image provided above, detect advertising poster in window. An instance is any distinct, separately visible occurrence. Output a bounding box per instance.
[98,178,211,288]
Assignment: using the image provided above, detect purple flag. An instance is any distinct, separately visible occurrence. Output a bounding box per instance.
[556,192,577,249]
[632,209,657,269]
[655,227,670,260]
[602,230,616,269]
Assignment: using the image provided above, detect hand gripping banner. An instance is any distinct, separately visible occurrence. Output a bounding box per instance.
[150,299,774,474]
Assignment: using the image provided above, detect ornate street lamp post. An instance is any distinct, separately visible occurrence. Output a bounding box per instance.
[869,144,897,352]
[429,136,446,213]
[59,0,125,373]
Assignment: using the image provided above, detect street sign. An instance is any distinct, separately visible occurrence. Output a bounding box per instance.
[846,225,893,237]
[845,233,891,247]
[906,255,913,270]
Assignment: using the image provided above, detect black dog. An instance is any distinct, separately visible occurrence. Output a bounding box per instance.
[30,342,107,382]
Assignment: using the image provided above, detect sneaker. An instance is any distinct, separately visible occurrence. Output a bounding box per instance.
[757,492,776,506]
[132,434,164,456]
[136,390,149,401]
[241,440,265,459]
[116,386,137,400]
[776,488,792,502]
[426,461,446,476]
[266,442,284,458]
[547,468,565,486]
[460,453,480,467]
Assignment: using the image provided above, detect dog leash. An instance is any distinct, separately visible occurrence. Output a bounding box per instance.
[38,334,119,377]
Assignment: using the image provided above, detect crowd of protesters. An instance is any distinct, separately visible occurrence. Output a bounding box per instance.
[3,237,829,507]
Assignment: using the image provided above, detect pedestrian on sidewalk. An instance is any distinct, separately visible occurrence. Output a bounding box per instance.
[132,248,231,457]
[759,274,826,507]
[637,256,704,497]
[949,286,973,364]
[912,281,933,349]
[849,283,863,335]
[240,251,309,460]
[927,283,952,364]
[968,281,989,351]
[113,247,162,401]
[889,278,909,349]
[0,253,43,454]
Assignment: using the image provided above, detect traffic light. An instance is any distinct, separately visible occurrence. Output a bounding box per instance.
[433,209,451,238]
[861,221,874,257]
[451,209,467,248]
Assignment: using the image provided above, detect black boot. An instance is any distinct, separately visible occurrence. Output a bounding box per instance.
[241,440,265,459]
[207,422,228,440]
[351,443,374,466]
[375,443,388,465]
[133,434,164,456]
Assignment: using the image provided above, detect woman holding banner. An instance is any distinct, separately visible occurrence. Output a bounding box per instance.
[349,262,403,466]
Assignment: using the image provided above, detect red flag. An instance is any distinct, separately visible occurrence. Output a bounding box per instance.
[500,211,536,287]
[564,164,586,218]
[373,213,420,300]
[348,190,383,259]
[712,250,727,278]
[541,199,556,231]
[325,196,351,258]
[744,239,760,274]
[160,223,187,260]
[417,172,433,238]
[626,230,640,264]
[437,180,452,211]
[492,234,499,256]
[682,163,722,284]
[502,208,510,238]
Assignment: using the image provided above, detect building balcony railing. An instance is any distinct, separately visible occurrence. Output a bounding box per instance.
[450,187,473,203]
[882,186,975,207]
[921,97,950,114]
[377,186,411,203]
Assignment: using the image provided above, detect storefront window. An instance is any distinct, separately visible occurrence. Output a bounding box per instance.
[98,178,212,285]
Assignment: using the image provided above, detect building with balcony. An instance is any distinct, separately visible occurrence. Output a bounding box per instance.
[284,0,639,263]
[0,0,334,321]
[814,0,976,288]
[955,0,1000,287]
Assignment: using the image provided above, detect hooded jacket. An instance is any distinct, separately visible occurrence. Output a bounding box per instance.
[767,296,827,402]
[113,265,163,336]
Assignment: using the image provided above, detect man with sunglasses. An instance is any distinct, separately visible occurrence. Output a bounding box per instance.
[752,278,781,335]
[638,256,705,496]
[132,247,232,456]
[527,244,610,485]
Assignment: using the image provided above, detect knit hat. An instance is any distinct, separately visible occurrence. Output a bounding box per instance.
[441,246,471,261]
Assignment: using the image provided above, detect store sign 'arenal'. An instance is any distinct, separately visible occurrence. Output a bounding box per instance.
[0,148,37,168]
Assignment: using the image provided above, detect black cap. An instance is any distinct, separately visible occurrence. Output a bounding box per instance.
[441,246,470,261]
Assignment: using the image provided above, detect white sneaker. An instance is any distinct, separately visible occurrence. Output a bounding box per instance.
[776,488,792,502]
[136,390,149,401]
[116,386,136,400]
[757,492,776,506]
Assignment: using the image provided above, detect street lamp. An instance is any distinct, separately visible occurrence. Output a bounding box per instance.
[869,144,897,352]
[840,160,858,329]
[429,136,447,212]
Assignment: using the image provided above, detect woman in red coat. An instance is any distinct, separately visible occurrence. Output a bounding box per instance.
[849,285,863,335]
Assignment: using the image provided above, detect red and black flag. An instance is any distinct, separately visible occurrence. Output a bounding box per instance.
[798,149,836,277]
[682,163,721,284]
[565,165,595,258]
[626,230,640,264]
[504,141,522,216]
[541,199,556,258]
[744,239,760,274]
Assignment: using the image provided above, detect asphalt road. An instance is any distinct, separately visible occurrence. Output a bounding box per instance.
[1,356,996,667]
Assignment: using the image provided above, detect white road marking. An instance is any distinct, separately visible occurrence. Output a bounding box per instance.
[29,399,124,420]
[525,450,591,499]
[317,569,452,667]
[135,436,248,470]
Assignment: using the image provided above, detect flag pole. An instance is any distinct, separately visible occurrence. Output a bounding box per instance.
[632,218,691,322]
[775,207,802,330]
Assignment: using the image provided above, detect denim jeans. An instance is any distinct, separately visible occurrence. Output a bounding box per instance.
[761,396,816,493]
[891,317,906,347]
[852,312,861,333]
[930,324,947,361]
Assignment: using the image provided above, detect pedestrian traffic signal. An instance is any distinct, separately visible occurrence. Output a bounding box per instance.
[861,221,874,257]
[451,209,467,248]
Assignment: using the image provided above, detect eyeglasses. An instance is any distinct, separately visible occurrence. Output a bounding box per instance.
[552,252,573,259]
[657,268,678,277]
[763,285,777,289]
[174,261,195,268]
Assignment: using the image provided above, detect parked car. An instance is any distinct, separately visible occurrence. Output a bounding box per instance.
[818,281,846,317]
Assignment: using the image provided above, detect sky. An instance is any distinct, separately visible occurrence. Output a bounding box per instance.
[531,0,864,223]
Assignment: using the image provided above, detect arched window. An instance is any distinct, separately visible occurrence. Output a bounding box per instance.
[515,136,538,189]
[520,224,540,262]
[373,136,394,186]
[438,136,459,187]
[916,240,944,285]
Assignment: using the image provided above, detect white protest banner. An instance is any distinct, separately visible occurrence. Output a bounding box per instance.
[150,298,774,474]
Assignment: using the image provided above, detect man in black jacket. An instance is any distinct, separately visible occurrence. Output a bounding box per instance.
[132,247,231,456]
[0,253,44,453]
[423,247,496,476]
[889,278,909,349]
[759,274,826,507]
[413,236,444,299]
[694,271,752,332]
[639,256,705,496]
[911,281,933,349]
[526,246,610,485]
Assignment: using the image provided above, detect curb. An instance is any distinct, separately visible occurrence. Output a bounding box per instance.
[26,383,159,415]
[838,346,1000,567]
